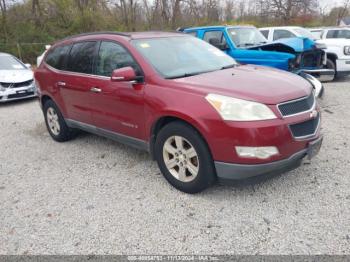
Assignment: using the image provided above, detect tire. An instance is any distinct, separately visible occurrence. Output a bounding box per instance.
[43,99,77,142]
[155,121,216,193]
[325,58,336,81]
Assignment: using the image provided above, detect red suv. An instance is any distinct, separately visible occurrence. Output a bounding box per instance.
[34,32,322,193]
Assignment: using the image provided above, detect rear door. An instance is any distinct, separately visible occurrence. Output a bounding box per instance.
[58,41,98,124]
[88,41,146,140]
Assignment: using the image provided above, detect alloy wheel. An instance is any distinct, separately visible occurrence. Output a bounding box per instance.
[162,135,199,182]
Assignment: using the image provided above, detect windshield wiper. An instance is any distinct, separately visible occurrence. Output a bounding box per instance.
[221,64,236,70]
[237,43,256,47]
[165,71,209,79]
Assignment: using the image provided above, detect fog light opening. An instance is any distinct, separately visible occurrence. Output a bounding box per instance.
[235,146,279,160]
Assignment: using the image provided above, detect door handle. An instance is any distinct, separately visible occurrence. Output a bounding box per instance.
[57,81,66,87]
[90,87,102,93]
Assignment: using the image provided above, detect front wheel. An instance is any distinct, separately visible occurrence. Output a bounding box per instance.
[324,58,336,81]
[155,121,216,193]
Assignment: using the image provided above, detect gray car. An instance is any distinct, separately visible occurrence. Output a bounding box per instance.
[0,53,37,102]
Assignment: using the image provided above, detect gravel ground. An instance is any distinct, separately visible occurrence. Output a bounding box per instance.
[0,79,349,255]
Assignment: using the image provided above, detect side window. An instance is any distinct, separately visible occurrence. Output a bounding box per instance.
[273,30,296,40]
[45,45,71,70]
[96,41,141,77]
[67,41,97,74]
[185,31,197,37]
[326,30,338,39]
[260,30,269,39]
[203,31,226,44]
[337,30,350,39]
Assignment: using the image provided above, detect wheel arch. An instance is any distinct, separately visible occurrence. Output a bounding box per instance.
[149,114,211,160]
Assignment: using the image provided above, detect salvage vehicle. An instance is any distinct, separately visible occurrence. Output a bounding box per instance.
[259,26,350,80]
[181,25,332,94]
[309,27,350,79]
[0,52,37,102]
[34,32,323,193]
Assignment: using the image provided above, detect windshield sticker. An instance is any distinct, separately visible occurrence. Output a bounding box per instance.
[230,31,236,35]
[140,43,150,48]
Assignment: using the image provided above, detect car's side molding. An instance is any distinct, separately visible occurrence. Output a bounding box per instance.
[65,119,150,152]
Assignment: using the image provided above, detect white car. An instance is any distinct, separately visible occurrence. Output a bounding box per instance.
[260,26,350,80]
[36,45,51,67]
[309,27,350,79]
[259,26,317,42]
[0,53,37,102]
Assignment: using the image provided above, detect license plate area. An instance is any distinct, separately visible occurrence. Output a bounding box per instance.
[307,136,323,160]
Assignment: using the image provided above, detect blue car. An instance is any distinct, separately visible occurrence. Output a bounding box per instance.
[181,25,333,97]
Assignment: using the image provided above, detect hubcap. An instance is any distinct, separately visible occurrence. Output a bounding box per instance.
[162,136,199,182]
[46,107,60,136]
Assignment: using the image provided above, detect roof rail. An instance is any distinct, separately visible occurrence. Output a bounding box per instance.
[61,31,131,41]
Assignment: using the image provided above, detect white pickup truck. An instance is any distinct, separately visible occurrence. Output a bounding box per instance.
[260,26,350,80]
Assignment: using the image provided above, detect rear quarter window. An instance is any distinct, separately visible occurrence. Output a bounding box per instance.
[45,45,71,70]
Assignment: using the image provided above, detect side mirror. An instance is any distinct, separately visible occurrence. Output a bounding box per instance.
[25,63,32,69]
[209,38,228,50]
[111,67,137,82]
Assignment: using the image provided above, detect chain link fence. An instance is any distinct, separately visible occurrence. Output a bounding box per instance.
[0,42,49,65]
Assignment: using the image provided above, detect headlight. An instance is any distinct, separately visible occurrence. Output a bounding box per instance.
[206,94,277,121]
[0,84,5,92]
[344,46,350,55]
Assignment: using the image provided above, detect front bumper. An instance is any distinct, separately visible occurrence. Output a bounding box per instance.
[301,68,335,82]
[215,136,322,181]
[299,73,324,98]
[0,86,37,103]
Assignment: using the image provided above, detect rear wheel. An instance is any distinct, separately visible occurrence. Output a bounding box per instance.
[43,100,77,142]
[155,121,216,193]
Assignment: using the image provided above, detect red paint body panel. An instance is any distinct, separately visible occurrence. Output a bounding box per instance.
[35,32,321,167]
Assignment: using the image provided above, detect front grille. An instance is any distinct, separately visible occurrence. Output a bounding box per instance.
[8,91,35,99]
[289,115,320,139]
[0,82,11,88]
[0,80,33,89]
[278,94,315,117]
[301,50,323,68]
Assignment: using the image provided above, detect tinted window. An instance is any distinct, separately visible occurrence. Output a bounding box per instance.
[96,41,141,77]
[67,42,97,74]
[273,30,295,40]
[260,30,269,39]
[337,30,350,38]
[203,31,226,45]
[45,45,71,70]
[326,30,337,38]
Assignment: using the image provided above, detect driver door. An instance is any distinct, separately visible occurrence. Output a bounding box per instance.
[89,41,146,140]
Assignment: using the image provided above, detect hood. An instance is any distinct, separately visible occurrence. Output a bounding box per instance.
[0,69,33,83]
[248,37,316,53]
[173,65,312,105]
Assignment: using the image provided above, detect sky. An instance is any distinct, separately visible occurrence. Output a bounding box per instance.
[319,0,347,11]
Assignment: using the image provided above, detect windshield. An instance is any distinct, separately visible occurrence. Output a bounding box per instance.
[310,30,323,40]
[227,27,267,48]
[294,28,315,39]
[132,36,237,79]
[0,55,26,70]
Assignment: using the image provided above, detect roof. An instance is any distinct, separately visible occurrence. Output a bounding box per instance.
[259,26,302,30]
[0,52,11,56]
[341,17,350,25]
[62,31,185,41]
[309,27,350,31]
[184,25,255,31]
